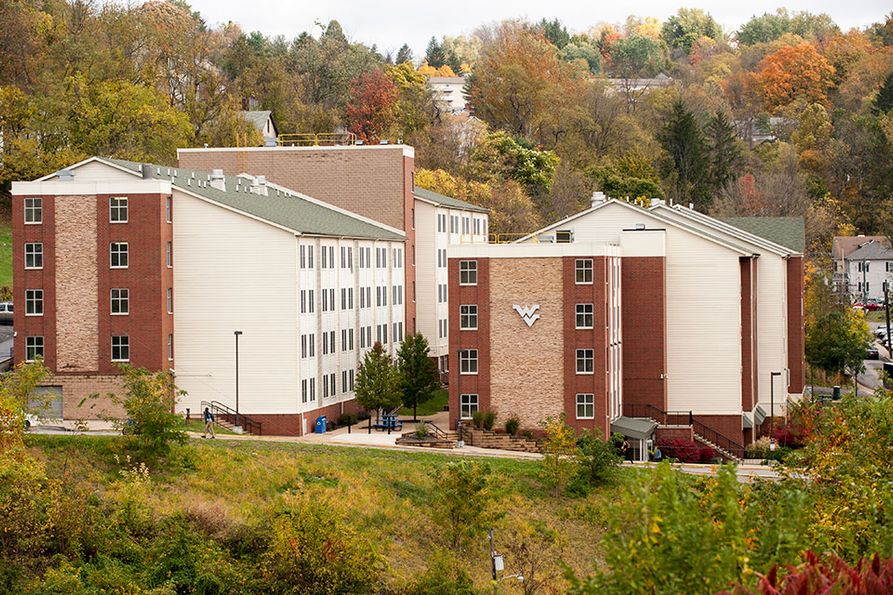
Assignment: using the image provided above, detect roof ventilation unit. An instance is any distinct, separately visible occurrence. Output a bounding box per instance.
[591,191,607,207]
[556,229,574,243]
[209,169,226,192]
[56,169,75,182]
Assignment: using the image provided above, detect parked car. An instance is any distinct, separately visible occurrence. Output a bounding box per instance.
[865,299,885,312]
[875,327,888,339]
[24,413,40,429]
[866,346,880,360]
[0,301,12,324]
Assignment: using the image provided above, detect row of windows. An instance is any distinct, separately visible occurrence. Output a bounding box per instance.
[301,285,403,313]
[300,245,404,270]
[459,393,594,420]
[456,348,594,375]
[24,241,173,270]
[25,334,173,363]
[24,287,171,317]
[437,214,488,236]
[301,322,406,359]
[23,197,173,226]
[454,303,594,331]
[454,259,594,286]
[301,370,357,404]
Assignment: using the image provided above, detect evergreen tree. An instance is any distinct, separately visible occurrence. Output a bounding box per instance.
[395,43,413,65]
[873,70,893,115]
[425,36,447,68]
[396,333,441,421]
[354,342,402,422]
[705,111,743,194]
[658,100,710,208]
[537,18,571,49]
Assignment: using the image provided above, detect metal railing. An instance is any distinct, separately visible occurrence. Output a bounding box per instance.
[277,132,356,147]
[200,400,263,436]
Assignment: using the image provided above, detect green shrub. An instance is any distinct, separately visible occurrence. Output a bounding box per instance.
[405,549,476,594]
[415,422,430,438]
[576,430,620,486]
[540,414,578,497]
[471,410,486,429]
[482,410,496,431]
[105,366,188,463]
[337,413,358,426]
[505,416,520,436]
[432,460,503,550]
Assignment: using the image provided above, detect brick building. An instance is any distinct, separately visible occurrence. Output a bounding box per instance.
[449,195,805,456]
[12,157,408,434]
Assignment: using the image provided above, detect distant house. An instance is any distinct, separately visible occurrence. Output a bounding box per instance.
[838,238,893,302]
[605,72,674,94]
[427,76,468,114]
[832,235,892,298]
[241,110,278,146]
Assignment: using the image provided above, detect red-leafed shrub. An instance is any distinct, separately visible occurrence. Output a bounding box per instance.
[657,438,718,463]
[725,550,893,594]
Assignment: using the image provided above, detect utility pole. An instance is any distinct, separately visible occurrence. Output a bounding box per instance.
[885,281,891,353]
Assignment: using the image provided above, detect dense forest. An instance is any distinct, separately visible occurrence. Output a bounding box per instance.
[2,2,893,253]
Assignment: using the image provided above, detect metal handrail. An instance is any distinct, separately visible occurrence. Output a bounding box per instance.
[277,132,356,147]
[200,400,263,436]
[622,402,744,458]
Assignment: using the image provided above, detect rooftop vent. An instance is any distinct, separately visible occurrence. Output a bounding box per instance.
[635,223,646,230]
[250,175,268,196]
[650,198,664,208]
[591,191,607,207]
[141,164,152,179]
[209,169,226,192]
[55,169,75,182]
[556,229,574,243]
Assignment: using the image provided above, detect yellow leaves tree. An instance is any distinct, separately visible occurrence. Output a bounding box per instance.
[756,42,836,112]
[417,61,457,78]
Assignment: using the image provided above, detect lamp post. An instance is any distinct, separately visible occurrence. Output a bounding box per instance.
[770,371,782,451]
[234,331,243,432]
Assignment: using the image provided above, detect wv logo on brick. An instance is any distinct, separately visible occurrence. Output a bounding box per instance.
[512,304,541,328]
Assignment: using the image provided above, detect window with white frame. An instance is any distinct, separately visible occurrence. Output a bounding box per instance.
[25,289,43,316]
[460,394,479,419]
[25,243,43,269]
[576,393,595,419]
[166,241,172,267]
[166,196,172,223]
[111,335,130,362]
[576,348,594,374]
[110,288,129,315]
[24,198,42,224]
[460,304,478,330]
[887,262,893,272]
[459,260,477,285]
[168,334,174,360]
[110,242,129,268]
[575,259,593,284]
[167,288,173,314]
[575,304,594,329]
[25,336,44,362]
[109,197,128,223]
[310,377,316,401]
[302,379,309,403]
[459,349,478,374]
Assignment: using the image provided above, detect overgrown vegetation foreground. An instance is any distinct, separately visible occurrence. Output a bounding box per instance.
[1,362,892,593]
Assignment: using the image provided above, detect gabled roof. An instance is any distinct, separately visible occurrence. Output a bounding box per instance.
[845,240,893,261]
[652,204,800,256]
[833,236,891,260]
[241,110,276,134]
[45,157,404,241]
[719,216,805,254]
[516,198,756,256]
[413,187,488,213]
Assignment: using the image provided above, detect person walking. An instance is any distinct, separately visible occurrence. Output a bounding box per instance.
[203,407,216,439]
[622,438,633,463]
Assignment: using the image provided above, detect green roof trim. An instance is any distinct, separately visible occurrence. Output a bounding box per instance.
[414,187,488,213]
[103,158,404,241]
[720,216,805,253]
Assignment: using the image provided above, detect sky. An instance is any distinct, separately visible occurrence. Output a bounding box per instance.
[183,0,891,57]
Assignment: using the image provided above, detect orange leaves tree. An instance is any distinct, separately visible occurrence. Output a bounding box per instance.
[345,70,399,143]
[757,43,836,112]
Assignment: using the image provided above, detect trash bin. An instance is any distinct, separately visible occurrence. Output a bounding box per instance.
[832,385,841,400]
[315,415,327,434]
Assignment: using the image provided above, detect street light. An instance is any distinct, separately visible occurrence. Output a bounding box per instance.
[770,371,782,451]
[234,331,243,432]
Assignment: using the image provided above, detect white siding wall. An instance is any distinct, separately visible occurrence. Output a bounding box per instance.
[846,259,893,301]
[173,190,299,415]
[756,256,789,407]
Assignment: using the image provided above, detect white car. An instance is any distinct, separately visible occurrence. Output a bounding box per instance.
[24,413,40,429]
[0,301,12,324]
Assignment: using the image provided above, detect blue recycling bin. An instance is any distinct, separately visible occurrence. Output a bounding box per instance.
[315,415,327,434]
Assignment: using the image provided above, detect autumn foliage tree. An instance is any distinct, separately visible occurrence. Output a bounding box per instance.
[757,43,836,112]
[346,70,399,143]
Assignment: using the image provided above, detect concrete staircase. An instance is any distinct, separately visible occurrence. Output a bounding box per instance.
[693,433,741,462]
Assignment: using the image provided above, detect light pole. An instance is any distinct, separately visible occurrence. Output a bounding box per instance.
[234,331,243,431]
[770,371,782,451]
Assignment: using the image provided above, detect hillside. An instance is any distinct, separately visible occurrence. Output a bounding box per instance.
[17,435,621,591]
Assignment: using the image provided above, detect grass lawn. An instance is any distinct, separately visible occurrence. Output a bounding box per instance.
[0,217,11,288]
[24,434,634,589]
[399,387,449,417]
[182,418,237,435]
